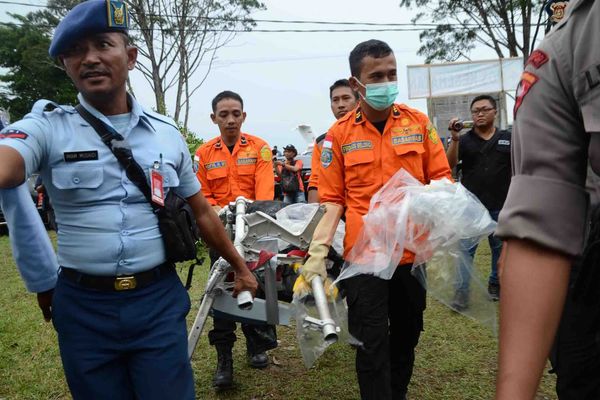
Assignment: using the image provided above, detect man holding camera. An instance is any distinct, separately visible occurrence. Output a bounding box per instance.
[445,94,512,310]
[0,2,257,398]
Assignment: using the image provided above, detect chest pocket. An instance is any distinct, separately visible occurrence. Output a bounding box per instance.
[344,150,375,187]
[393,144,425,181]
[237,162,257,176]
[206,166,229,194]
[160,167,180,192]
[495,142,511,153]
[52,165,104,190]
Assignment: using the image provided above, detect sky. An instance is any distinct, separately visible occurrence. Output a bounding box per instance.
[1,0,523,151]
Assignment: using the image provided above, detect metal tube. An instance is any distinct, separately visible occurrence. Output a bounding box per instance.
[311,275,338,343]
[234,196,253,309]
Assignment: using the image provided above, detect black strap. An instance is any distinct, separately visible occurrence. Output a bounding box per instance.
[75,104,159,212]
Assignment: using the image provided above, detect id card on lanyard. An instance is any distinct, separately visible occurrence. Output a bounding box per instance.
[150,159,165,206]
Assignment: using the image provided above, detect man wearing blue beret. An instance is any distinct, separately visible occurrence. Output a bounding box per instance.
[0,0,258,398]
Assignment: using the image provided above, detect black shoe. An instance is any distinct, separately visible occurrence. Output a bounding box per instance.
[213,346,233,390]
[247,351,269,369]
[488,282,500,301]
[451,290,469,312]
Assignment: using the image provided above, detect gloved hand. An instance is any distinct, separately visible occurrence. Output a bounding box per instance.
[212,205,222,214]
[293,202,343,296]
[301,242,329,283]
[293,273,339,301]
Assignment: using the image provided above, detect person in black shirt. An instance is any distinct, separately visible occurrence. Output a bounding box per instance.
[446,94,511,310]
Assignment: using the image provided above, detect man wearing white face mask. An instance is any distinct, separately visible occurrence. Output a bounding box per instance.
[297,39,452,399]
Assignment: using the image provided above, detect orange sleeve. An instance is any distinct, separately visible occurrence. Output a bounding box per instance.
[254,141,275,201]
[317,131,346,207]
[195,146,218,206]
[308,141,321,189]
[423,121,453,182]
[296,159,304,191]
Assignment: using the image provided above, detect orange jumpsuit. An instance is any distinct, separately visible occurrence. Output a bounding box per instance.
[308,137,323,191]
[318,104,452,264]
[195,133,274,207]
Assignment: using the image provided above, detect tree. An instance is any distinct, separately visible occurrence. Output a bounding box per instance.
[127,0,264,131]
[399,0,547,63]
[0,0,80,120]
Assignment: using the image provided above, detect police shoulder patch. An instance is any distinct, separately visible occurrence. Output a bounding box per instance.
[514,71,539,117]
[526,50,549,69]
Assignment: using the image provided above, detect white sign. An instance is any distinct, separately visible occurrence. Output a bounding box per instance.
[407,58,523,99]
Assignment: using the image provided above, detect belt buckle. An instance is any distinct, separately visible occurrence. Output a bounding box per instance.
[114,276,137,291]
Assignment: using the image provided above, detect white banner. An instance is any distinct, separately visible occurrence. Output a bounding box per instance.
[407,58,523,99]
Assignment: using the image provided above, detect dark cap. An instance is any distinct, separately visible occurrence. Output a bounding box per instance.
[49,0,130,57]
[283,144,297,155]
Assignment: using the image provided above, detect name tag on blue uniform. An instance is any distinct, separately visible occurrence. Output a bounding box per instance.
[63,151,99,162]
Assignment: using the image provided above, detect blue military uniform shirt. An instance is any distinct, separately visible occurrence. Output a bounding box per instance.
[0,94,200,276]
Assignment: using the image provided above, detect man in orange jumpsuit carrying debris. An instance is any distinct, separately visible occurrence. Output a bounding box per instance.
[194,90,276,390]
[299,40,452,400]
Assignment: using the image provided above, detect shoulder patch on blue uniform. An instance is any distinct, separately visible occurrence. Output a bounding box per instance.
[0,128,28,140]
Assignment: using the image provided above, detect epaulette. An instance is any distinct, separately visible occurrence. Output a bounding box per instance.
[31,99,74,116]
[142,108,179,130]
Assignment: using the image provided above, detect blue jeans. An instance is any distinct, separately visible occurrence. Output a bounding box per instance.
[52,269,195,400]
[283,191,306,204]
[455,210,502,293]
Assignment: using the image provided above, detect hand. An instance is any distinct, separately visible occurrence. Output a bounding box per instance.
[232,268,258,298]
[448,117,461,138]
[37,289,54,322]
[211,205,222,214]
[301,254,328,283]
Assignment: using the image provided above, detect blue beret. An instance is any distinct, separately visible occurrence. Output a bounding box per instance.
[49,0,130,57]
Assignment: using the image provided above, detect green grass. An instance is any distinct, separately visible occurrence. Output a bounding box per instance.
[0,233,557,399]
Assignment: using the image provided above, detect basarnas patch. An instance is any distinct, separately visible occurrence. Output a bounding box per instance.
[260,145,272,162]
[427,124,439,144]
[237,157,257,165]
[392,134,423,145]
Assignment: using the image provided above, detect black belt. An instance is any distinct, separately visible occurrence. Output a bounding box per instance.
[60,262,175,292]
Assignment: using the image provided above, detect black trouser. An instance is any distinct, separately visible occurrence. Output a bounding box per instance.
[343,264,426,400]
[550,262,600,400]
[207,250,277,354]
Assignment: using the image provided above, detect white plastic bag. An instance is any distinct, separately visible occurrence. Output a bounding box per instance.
[335,169,498,329]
